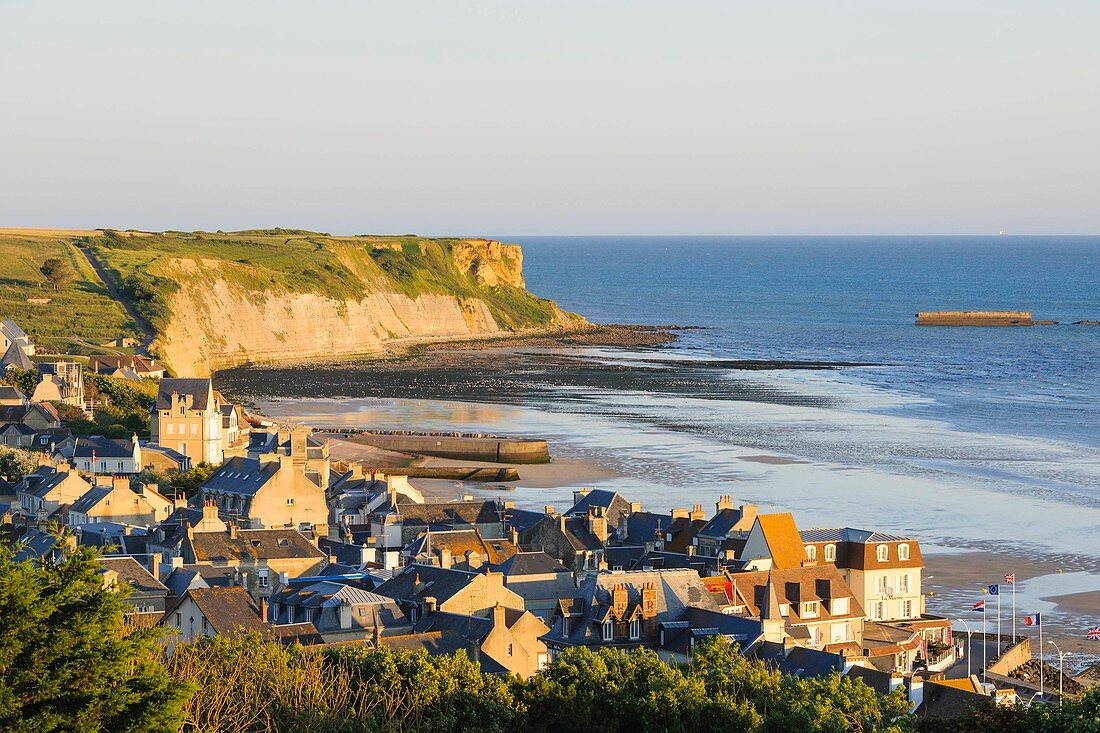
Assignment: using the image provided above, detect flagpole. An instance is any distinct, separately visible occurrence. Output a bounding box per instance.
[997,591,1001,653]
[1039,616,1044,697]
[1011,578,1016,642]
[983,609,987,682]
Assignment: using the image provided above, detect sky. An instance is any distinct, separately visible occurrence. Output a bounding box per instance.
[1,1,1098,236]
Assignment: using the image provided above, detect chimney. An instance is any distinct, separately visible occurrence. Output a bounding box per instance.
[228,522,238,540]
[544,505,556,516]
[572,488,592,506]
[424,596,438,614]
[671,507,688,520]
[739,504,759,526]
[464,550,481,571]
[171,556,183,569]
[716,495,734,512]
[492,601,506,629]
[689,504,706,522]
[559,515,567,533]
[587,507,609,544]
[260,597,269,622]
[509,527,519,545]
[279,571,289,587]
[146,552,163,580]
[611,583,628,619]
[685,545,695,557]
[640,582,657,619]
[440,547,453,569]
[629,502,642,514]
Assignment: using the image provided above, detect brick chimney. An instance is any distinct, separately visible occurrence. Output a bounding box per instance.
[689,504,706,522]
[640,582,657,619]
[671,507,688,520]
[587,506,609,544]
[716,495,734,512]
[612,583,628,619]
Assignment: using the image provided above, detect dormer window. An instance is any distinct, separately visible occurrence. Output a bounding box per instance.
[825,544,836,562]
[898,543,910,561]
[629,618,641,640]
[876,544,889,562]
[602,620,613,641]
[779,603,789,617]
[805,545,817,562]
[801,601,819,618]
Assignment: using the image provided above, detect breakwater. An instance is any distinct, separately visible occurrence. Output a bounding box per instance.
[916,311,1037,326]
[320,430,550,464]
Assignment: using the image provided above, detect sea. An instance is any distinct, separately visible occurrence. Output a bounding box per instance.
[224,236,1100,648]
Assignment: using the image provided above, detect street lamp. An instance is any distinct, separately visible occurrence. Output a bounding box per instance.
[957,618,974,679]
[1048,641,1072,705]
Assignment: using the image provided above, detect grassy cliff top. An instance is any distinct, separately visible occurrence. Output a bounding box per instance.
[0,228,571,352]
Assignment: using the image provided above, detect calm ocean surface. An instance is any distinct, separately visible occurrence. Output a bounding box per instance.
[515,236,1100,448]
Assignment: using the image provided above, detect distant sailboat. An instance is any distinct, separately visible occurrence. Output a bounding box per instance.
[998,228,1008,236]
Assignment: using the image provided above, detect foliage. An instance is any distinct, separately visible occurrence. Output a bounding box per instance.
[0,234,139,352]
[0,367,38,396]
[0,446,41,481]
[62,374,159,439]
[0,538,193,733]
[39,257,76,290]
[922,687,1100,733]
[166,462,217,496]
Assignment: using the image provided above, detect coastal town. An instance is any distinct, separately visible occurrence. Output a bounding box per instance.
[2,316,1097,728]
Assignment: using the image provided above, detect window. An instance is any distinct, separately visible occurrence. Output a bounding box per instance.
[202,617,208,633]
[876,575,888,594]
[898,543,910,561]
[899,574,909,593]
[831,597,849,615]
[824,544,836,562]
[629,618,641,640]
[166,424,174,436]
[286,498,295,506]
[191,423,198,435]
[179,406,186,416]
[902,600,913,618]
[873,602,884,621]
[805,545,817,561]
[602,621,613,641]
[258,570,269,588]
[779,603,789,617]
[876,544,889,562]
[117,462,124,472]
[801,601,819,618]
[175,612,181,627]
[507,643,514,657]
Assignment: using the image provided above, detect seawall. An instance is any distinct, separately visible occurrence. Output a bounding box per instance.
[328,432,551,464]
[916,311,1034,326]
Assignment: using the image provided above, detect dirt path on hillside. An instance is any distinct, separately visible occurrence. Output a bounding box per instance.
[71,242,157,356]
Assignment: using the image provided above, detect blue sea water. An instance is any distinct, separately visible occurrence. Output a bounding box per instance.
[514,236,1100,449]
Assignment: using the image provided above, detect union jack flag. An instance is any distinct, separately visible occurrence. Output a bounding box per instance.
[1004,573,1015,584]
[1087,626,1100,641]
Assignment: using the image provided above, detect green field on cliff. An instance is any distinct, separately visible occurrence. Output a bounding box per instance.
[0,228,566,354]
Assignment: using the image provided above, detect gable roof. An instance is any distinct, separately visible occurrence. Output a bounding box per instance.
[491,551,569,576]
[697,507,754,540]
[373,564,480,605]
[0,342,33,371]
[97,556,168,594]
[71,436,135,459]
[178,586,266,634]
[392,500,504,527]
[566,489,625,516]
[70,485,115,514]
[800,528,915,544]
[404,528,517,565]
[200,456,279,496]
[155,378,213,411]
[754,513,805,570]
[728,566,863,623]
[0,385,25,403]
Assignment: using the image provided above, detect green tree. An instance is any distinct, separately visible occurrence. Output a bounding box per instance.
[0,538,193,732]
[0,446,40,481]
[166,462,218,497]
[39,257,76,291]
[0,368,38,397]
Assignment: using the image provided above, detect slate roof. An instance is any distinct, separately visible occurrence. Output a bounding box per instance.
[917,679,990,720]
[188,529,326,563]
[491,551,569,576]
[659,607,764,655]
[0,402,59,425]
[0,342,33,371]
[88,355,161,374]
[373,564,479,605]
[752,641,846,678]
[566,489,623,516]
[201,456,279,496]
[70,485,113,514]
[377,631,472,657]
[393,500,504,527]
[504,507,546,534]
[18,466,84,500]
[800,528,915,544]
[155,378,213,411]
[404,529,517,565]
[0,385,25,403]
[97,556,168,594]
[72,436,135,459]
[697,507,754,539]
[728,566,863,623]
[175,586,266,634]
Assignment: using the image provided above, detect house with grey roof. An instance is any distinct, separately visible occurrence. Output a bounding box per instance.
[694,498,758,558]
[542,568,721,654]
[63,434,143,476]
[150,378,224,464]
[197,452,328,533]
[15,465,91,516]
[268,579,412,642]
[97,556,169,616]
[373,563,524,622]
[160,586,269,648]
[565,489,637,532]
[1,320,34,359]
[519,506,611,572]
[488,551,576,618]
[411,603,552,678]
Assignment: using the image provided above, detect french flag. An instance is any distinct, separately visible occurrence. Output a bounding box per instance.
[972,600,986,612]
[1024,613,1041,627]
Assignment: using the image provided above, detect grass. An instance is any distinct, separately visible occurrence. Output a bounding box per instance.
[0,229,571,356]
[0,233,140,353]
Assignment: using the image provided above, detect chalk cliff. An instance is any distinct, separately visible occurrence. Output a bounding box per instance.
[137,236,583,376]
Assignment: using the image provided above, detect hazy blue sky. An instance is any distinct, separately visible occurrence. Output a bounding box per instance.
[2,1,1098,235]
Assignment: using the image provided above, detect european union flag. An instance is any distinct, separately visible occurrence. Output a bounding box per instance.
[988,584,999,596]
